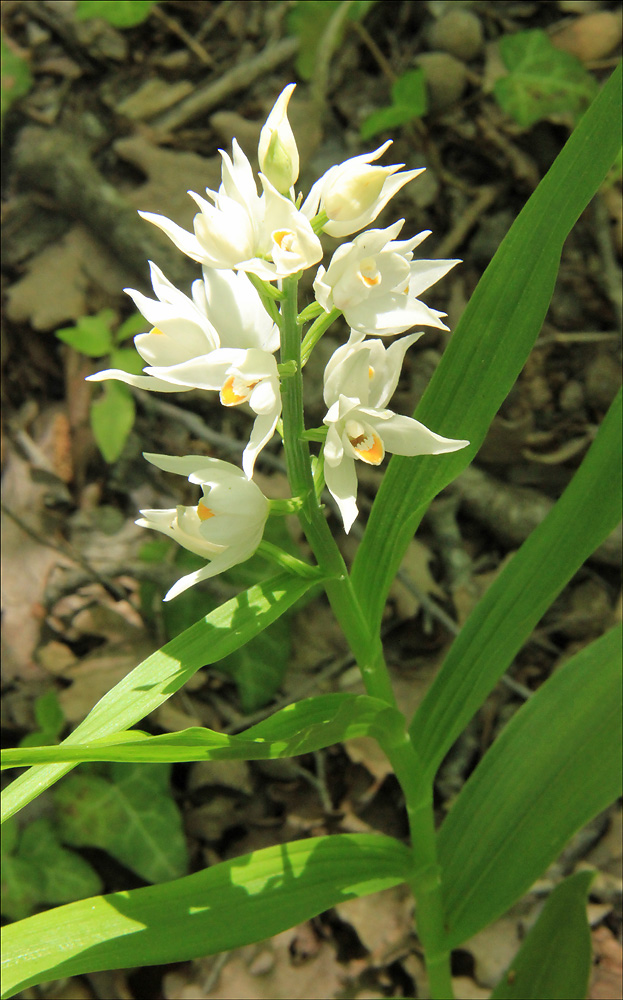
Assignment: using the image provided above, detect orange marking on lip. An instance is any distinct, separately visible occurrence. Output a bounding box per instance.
[351,430,384,465]
[150,327,165,335]
[360,272,381,287]
[368,366,374,379]
[220,375,248,406]
[197,502,215,521]
[273,229,295,252]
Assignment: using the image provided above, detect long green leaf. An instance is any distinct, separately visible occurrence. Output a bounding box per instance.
[350,61,622,630]
[438,626,622,948]
[1,573,318,824]
[409,388,621,775]
[490,870,594,1000]
[0,833,410,998]
[1,694,405,767]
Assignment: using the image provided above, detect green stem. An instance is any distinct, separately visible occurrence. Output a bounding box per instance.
[300,307,341,366]
[279,274,454,999]
[279,276,395,706]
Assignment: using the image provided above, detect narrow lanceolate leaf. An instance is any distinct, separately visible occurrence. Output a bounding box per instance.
[1,694,405,767]
[438,626,622,949]
[490,870,594,1000]
[1,573,318,825]
[0,833,411,998]
[409,389,622,776]
[350,62,622,631]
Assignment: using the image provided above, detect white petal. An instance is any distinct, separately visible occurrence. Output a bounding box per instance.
[242,409,280,478]
[138,211,206,263]
[408,258,461,298]
[367,412,469,457]
[86,369,191,393]
[324,455,359,534]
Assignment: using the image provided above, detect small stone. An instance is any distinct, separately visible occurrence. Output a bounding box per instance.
[415,52,467,112]
[558,379,585,413]
[428,10,484,62]
[584,353,622,411]
[551,11,622,61]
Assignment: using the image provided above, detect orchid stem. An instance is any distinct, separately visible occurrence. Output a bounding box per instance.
[279,272,454,1000]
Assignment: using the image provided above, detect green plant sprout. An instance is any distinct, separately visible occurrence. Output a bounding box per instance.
[1,65,621,1000]
[56,310,145,462]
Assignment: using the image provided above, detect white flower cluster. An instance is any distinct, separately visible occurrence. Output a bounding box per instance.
[89,85,468,597]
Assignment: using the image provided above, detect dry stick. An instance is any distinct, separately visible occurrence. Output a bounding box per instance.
[151,37,300,132]
[150,4,213,66]
[445,464,622,568]
[435,185,501,258]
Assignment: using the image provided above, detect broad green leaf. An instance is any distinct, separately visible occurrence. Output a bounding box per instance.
[1,35,33,127]
[491,870,594,1000]
[0,833,410,997]
[217,613,291,712]
[288,0,375,80]
[391,68,427,113]
[56,310,115,357]
[1,572,319,825]
[350,62,622,631]
[53,763,188,884]
[495,30,598,128]
[2,694,405,767]
[1,817,102,921]
[108,346,144,375]
[90,380,135,463]
[75,0,155,27]
[360,69,427,140]
[18,691,64,749]
[409,388,622,776]
[438,626,622,948]
[115,312,146,343]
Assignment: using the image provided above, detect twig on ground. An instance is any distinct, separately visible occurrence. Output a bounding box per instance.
[151,37,299,132]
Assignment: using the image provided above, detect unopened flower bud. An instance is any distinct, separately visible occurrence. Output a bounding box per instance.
[323,165,389,223]
[258,83,299,193]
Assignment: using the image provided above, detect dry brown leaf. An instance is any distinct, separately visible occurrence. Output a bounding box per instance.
[57,636,155,723]
[590,927,623,1000]
[181,929,346,1000]
[464,917,522,989]
[334,885,414,965]
[391,538,445,621]
[5,225,126,331]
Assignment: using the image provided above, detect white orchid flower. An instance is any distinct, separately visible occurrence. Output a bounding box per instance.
[136,453,269,601]
[87,267,281,475]
[322,337,469,532]
[302,141,423,238]
[146,347,281,479]
[258,83,299,194]
[139,140,322,281]
[313,220,460,337]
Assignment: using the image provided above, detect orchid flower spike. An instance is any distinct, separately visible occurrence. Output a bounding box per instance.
[323,336,469,532]
[258,83,299,194]
[314,220,460,337]
[139,127,321,281]
[137,453,269,601]
[302,141,423,238]
[87,267,281,477]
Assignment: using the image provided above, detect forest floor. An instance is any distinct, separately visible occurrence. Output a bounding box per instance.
[1,1,622,998]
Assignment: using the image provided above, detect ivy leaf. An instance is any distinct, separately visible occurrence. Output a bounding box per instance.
[1,817,102,921]
[90,380,135,463]
[53,762,188,884]
[494,30,598,128]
